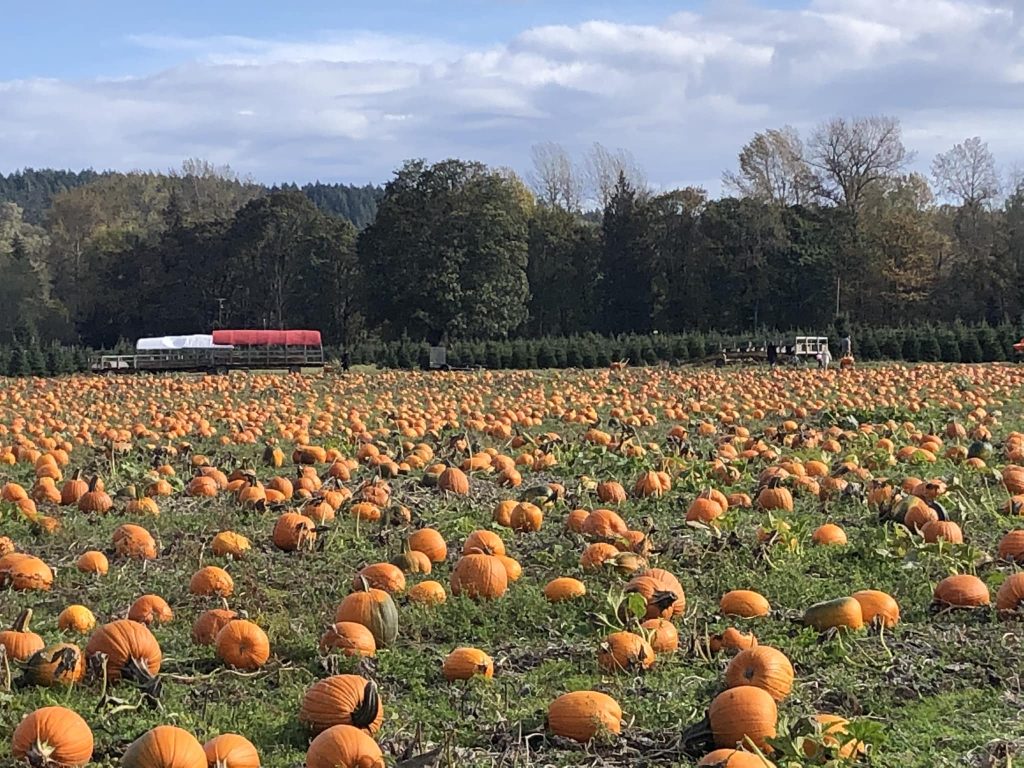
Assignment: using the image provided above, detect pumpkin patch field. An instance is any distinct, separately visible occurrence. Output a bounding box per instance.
[5,364,1024,767]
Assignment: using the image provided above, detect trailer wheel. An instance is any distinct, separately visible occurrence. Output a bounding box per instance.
[288,365,301,374]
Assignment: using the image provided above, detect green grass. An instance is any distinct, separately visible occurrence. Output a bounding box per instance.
[2,365,1024,767]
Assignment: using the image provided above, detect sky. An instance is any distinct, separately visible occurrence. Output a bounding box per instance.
[1,0,1021,194]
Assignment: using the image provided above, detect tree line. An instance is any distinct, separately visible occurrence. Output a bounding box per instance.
[1,117,1022,356]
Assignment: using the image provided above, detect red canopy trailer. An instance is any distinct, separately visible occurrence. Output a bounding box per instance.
[212,329,322,347]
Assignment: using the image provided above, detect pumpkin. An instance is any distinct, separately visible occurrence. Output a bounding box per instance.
[203,734,261,768]
[1004,465,1024,495]
[0,553,53,591]
[443,647,494,681]
[634,470,671,498]
[851,590,900,627]
[811,523,847,546]
[803,597,864,632]
[216,619,270,670]
[438,466,470,495]
[189,565,234,597]
[353,563,406,594]
[580,542,621,569]
[212,531,251,559]
[597,631,655,673]
[86,619,162,682]
[391,541,432,574]
[582,509,629,539]
[641,618,679,653]
[58,605,97,634]
[408,528,447,562]
[191,609,238,646]
[122,725,206,768]
[548,691,623,743]
[544,577,586,602]
[11,706,93,768]
[349,502,382,522]
[725,646,793,701]
[509,501,543,532]
[933,574,990,608]
[597,481,627,503]
[998,530,1024,562]
[709,627,758,654]
[687,497,725,524]
[631,568,686,617]
[77,550,109,575]
[921,520,964,544]
[335,588,399,647]
[76,475,113,514]
[996,572,1024,615]
[272,512,317,552]
[756,484,793,512]
[319,622,377,657]
[462,529,505,556]
[113,524,158,560]
[451,553,508,600]
[0,609,45,661]
[300,675,383,734]
[24,643,87,687]
[60,471,90,506]
[128,594,174,625]
[306,725,385,768]
[187,475,220,498]
[407,580,447,605]
[624,575,682,620]
[720,590,770,618]
[803,714,865,759]
[698,750,775,767]
[709,685,778,751]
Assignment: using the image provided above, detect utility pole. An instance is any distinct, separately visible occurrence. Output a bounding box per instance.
[835,277,841,317]
[216,298,226,328]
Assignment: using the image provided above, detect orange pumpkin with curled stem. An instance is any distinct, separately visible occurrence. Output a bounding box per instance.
[86,618,162,682]
[300,675,383,734]
[11,706,93,767]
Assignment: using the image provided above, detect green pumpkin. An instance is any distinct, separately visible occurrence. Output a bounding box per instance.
[968,440,993,460]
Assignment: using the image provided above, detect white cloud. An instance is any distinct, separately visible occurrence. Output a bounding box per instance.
[1,0,1021,192]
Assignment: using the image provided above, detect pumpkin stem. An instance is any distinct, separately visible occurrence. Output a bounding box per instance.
[87,475,99,492]
[351,680,380,729]
[10,608,33,633]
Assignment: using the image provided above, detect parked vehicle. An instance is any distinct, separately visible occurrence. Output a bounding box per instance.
[91,330,324,374]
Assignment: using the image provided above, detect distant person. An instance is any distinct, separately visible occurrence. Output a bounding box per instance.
[840,334,852,358]
[766,341,777,368]
[819,345,832,370]
[342,351,351,371]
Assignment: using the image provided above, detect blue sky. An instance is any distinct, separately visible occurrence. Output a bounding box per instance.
[1,0,1020,191]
